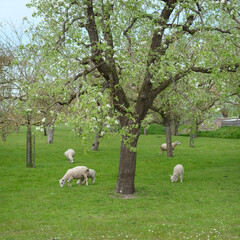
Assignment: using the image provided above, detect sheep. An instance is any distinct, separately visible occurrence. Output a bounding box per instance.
[77,169,96,185]
[59,166,89,187]
[160,141,181,155]
[170,164,184,183]
[64,149,75,163]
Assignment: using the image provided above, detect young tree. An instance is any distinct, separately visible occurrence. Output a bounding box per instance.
[0,22,62,166]
[27,0,239,194]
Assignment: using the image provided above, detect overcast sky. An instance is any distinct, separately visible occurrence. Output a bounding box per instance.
[0,0,35,23]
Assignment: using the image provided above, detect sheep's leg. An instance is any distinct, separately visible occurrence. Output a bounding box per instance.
[68,177,73,187]
[84,174,88,186]
[180,175,183,182]
[92,177,95,184]
[77,179,81,185]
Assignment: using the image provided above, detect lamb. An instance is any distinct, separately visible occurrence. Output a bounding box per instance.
[77,169,96,185]
[160,141,181,155]
[59,166,89,187]
[170,164,184,183]
[64,149,75,163]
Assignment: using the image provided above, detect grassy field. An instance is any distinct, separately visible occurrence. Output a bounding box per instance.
[0,125,239,240]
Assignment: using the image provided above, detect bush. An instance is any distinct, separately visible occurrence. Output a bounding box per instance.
[141,124,165,135]
[198,126,240,139]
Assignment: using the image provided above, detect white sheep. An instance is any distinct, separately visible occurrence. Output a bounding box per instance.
[170,164,184,182]
[160,141,181,155]
[59,166,89,187]
[64,149,75,163]
[77,169,96,185]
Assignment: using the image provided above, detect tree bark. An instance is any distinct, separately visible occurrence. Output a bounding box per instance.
[115,125,140,194]
[190,133,194,148]
[43,127,47,136]
[171,118,180,136]
[47,125,54,144]
[26,123,33,168]
[144,128,148,135]
[165,123,173,157]
[2,127,6,142]
[91,133,100,151]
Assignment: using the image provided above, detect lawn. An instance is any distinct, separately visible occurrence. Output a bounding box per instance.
[0,125,239,240]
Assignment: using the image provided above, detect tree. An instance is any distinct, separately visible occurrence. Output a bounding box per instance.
[0,21,62,166]
[27,0,240,194]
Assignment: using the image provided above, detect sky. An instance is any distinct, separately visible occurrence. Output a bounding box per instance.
[0,0,35,23]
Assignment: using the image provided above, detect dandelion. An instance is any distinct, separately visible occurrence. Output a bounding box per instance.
[42,118,46,122]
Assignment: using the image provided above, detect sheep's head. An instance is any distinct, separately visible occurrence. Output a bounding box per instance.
[59,179,66,187]
[170,175,177,182]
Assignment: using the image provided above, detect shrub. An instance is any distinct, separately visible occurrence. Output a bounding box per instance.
[198,126,240,139]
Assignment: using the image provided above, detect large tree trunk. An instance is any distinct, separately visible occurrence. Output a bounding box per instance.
[26,123,33,168]
[115,126,140,194]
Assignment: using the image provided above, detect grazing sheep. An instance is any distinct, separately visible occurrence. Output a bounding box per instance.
[59,166,89,187]
[170,164,184,183]
[77,169,96,185]
[64,149,75,163]
[160,141,181,155]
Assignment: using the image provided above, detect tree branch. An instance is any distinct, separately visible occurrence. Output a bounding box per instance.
[123,17,137,64]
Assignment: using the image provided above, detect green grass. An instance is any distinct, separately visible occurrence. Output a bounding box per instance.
[0,126,240,240]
